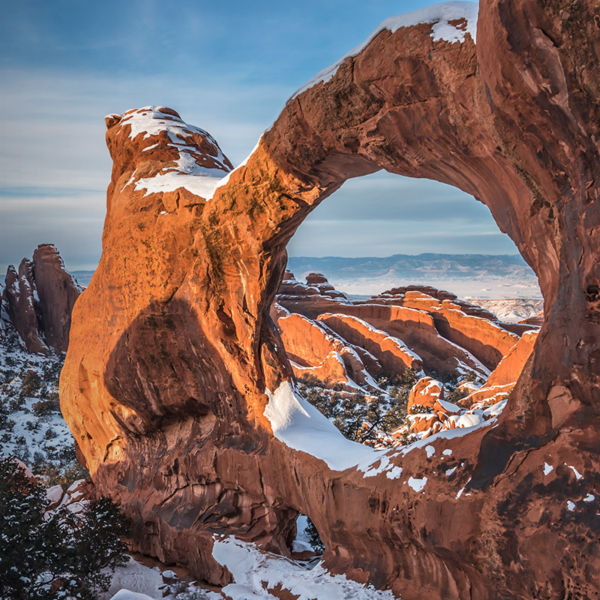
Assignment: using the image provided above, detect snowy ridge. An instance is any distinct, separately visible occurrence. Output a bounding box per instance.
[291,1,479,99]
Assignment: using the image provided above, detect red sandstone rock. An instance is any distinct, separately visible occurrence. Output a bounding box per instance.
[461,330,539,408]
[3,259,47,354]
[317,313,422,375]
[407,377,445,413]
[60,2,600,598]
[2,245,81,354]
[277,275,492,381]
[272,309,367,390]
[32,244,81,353]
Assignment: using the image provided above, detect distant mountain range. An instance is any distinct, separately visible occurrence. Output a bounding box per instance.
[287,253,541,299]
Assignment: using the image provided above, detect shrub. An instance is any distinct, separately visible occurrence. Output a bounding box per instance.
[20,370,41,397]
[445,386,468,404]
[0,457,129,599]
[33,399,61,417]
[305,516,324,554]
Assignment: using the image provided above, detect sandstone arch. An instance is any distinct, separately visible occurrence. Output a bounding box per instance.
[60,1,600,598]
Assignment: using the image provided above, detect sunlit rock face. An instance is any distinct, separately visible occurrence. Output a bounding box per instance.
[60,1,600,598]
[2,244,81,354]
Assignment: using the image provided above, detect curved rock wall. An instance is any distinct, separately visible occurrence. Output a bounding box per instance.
[60,2,600,598]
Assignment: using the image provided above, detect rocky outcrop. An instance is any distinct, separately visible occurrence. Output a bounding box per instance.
[275,272,523,382]
[2,245,81,354]
[31,245,82,352]
[3,259,47,354]
[61,2,600,598]
[272,309,372,390]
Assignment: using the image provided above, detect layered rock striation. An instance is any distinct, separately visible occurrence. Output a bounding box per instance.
[274,272,538,442]
[61,2,600,598]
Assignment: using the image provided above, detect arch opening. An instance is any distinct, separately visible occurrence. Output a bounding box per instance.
[272,170,542,450]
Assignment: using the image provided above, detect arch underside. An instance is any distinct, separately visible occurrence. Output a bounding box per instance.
[60,1,600,598]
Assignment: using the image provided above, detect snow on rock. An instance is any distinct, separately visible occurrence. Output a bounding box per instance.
[386,466,403,479]
[407,476,428,492]
[134,162,227,200]
[400,417,498,456]
[264,381,376,471]
[567,464,583,480]
[292,1,478,98]
[102,556,220,600]
[114,106,233,200]
[265,381,412,480]
[212,536,396,600]
[448,412,483,429]
[109,591,155,600]
[46,485,64,507]
[543,462,554,476]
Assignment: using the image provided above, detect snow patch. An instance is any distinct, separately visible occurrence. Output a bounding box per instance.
[212,536,395,600]
[543,462,553,476]
[264,381,376,471]
[116,106,233,201]
[567,464,583,480]
[109,592,155,600]
[407,476,428,492]
[437,398,461,413]
[386,466,403,479]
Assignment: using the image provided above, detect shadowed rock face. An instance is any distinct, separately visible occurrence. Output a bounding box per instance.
[60,2,600,598]
[2,245,81,353]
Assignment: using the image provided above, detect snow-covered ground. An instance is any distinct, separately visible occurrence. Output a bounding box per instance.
[212,537,395,600]
[103,532,397,600]
[0,331,77,482]
[466,298,543,323]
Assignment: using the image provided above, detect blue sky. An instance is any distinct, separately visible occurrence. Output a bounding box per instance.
[0,0,518,270]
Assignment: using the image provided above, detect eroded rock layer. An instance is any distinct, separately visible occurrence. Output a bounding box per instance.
[274,272,538,442]
[61,2,600,598]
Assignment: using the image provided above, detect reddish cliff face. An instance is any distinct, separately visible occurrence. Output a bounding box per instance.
[3,259,47,354]
[2,245,81,354]
[60,2,600,598]
[32,245,82,353]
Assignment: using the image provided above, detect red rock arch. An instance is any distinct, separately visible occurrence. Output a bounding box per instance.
[60,1,600,598]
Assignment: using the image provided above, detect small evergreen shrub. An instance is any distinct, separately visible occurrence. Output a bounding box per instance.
[0,457,129,600]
